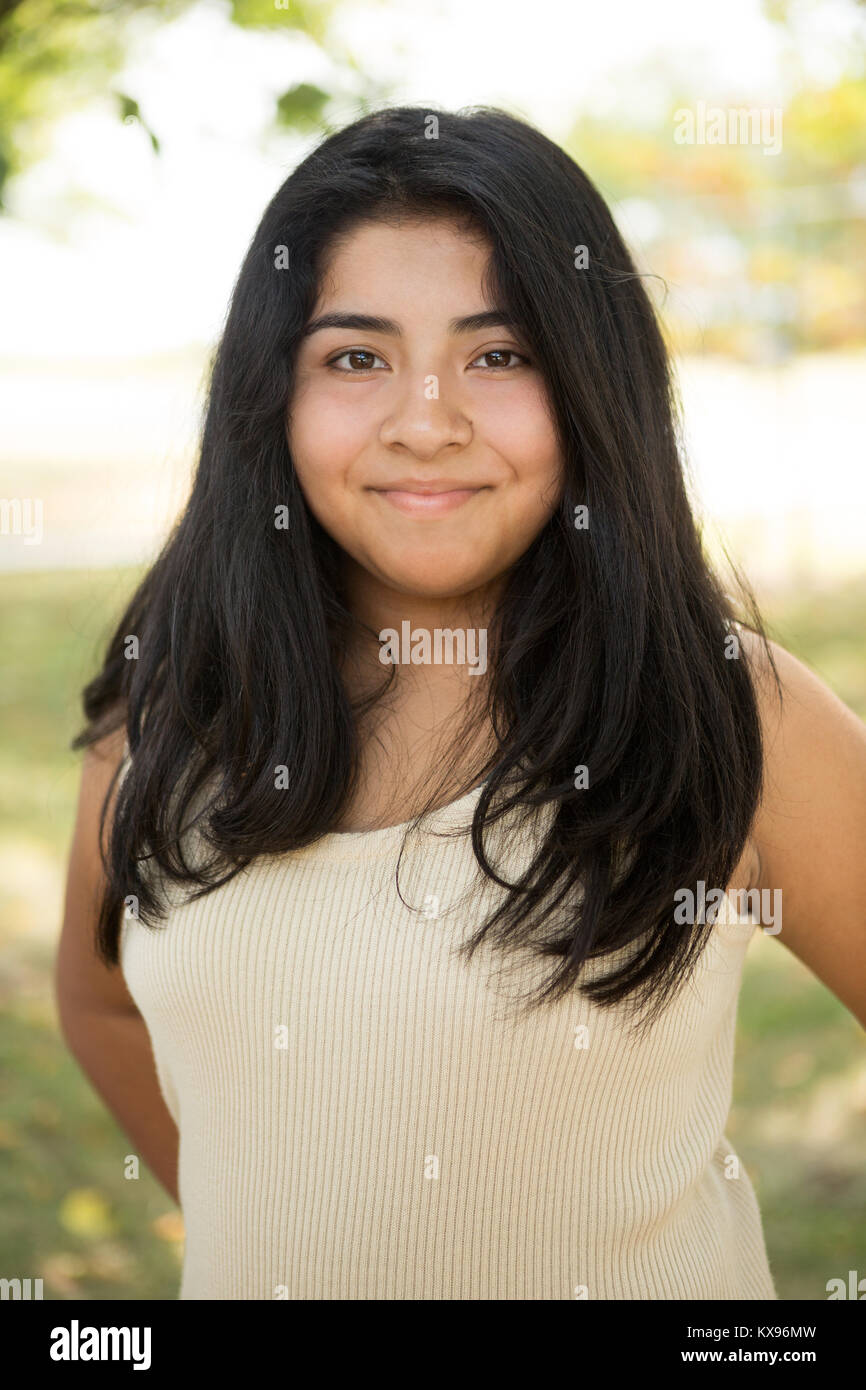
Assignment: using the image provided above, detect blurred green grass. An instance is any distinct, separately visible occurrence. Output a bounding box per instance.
[1,566,864,1300]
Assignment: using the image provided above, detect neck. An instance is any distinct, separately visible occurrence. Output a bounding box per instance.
[340,556,501,693]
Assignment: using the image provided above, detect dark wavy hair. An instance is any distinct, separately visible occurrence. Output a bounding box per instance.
[75,102,781,1032]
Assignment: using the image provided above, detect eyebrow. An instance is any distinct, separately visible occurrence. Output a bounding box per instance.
[302,309,515,337]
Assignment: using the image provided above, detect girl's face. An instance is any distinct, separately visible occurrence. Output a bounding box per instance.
[287,216,563,605]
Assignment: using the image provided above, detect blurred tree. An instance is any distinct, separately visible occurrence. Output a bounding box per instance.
[565,70,866,357]
[2,0,864,354]
[0,0,387,210]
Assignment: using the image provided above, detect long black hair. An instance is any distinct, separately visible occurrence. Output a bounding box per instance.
[75,102,781,1032]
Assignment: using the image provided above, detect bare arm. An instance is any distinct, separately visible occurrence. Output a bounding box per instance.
[55,728,180,1205]
[746,633,866,1030]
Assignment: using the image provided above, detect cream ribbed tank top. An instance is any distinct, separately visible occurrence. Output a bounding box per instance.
[120,777,778,1300]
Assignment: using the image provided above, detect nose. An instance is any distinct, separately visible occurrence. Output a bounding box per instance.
[378,374,473,459]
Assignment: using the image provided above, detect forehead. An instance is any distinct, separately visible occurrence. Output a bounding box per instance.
[315,215,494,304]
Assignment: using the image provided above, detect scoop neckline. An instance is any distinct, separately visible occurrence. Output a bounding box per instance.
[293,781,487,863]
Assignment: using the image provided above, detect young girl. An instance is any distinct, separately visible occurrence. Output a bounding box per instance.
[56,104,866,1301]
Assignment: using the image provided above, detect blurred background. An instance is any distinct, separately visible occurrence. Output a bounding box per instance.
[1,0,864,1299]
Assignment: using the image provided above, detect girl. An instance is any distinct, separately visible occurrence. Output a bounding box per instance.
[56,104,866,1300]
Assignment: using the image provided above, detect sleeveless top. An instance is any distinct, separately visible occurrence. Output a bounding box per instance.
[120,776,778,1300]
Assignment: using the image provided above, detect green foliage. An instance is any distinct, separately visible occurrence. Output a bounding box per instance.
[0,0,379,207]
[228,0,336,44]
[0,0,186,206]
[274,80,331,131]
[114,91,160,152]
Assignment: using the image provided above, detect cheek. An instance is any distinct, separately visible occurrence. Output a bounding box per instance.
[484,392,563,503]
[289,389,368,497]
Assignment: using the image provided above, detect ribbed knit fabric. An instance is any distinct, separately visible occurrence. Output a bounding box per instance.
[120,778,778,1300]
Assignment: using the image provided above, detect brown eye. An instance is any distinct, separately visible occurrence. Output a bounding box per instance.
[472,349,529,370]
[327,349,386,373]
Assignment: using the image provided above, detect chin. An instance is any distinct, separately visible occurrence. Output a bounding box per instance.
[381,564,492,600]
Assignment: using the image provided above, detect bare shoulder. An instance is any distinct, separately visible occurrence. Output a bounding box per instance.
[739,627,866,812]
[738,625,864,744]
[737,626,866,1027]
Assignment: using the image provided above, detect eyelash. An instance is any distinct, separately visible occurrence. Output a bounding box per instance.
[324,347,530,374]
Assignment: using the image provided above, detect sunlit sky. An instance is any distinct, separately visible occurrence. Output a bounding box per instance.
[0,0,857,359]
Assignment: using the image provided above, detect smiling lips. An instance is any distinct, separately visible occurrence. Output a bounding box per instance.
[372,482,487,516]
